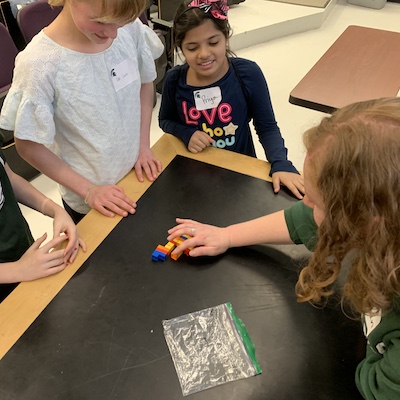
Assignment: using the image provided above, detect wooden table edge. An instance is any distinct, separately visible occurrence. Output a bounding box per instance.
[0,133,272,360]
[288,93,336,114]
[289,25,400,114]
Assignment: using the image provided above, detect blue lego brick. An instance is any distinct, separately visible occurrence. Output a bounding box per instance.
[152,249,167,262]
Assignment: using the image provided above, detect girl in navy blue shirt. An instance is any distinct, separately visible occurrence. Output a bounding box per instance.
[159,0,304,199]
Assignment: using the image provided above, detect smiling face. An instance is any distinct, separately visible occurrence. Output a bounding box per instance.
[181,19,229,86]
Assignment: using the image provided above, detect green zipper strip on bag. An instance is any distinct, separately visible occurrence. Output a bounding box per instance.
[226,302,262,374]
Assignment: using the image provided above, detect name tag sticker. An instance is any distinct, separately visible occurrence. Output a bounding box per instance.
[364,311,382,337]
[111,58,137,92]
[194,87,222,111]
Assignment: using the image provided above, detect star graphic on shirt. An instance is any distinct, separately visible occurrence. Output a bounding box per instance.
[223,122,238,136]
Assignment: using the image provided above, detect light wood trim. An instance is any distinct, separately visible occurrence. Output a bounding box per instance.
[0,133,271,360]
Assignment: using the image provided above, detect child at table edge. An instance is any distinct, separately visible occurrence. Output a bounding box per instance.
[158,0,304,199]
[0,133,85,294]
[167,97,400,400]
[0,0,163,224]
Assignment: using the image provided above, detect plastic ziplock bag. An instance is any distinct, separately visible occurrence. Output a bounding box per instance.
[162,302,262,396]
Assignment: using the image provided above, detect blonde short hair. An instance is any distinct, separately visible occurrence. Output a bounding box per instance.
[48,0,146,24]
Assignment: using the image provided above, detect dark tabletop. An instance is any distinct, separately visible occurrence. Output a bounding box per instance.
[0,156,364,400]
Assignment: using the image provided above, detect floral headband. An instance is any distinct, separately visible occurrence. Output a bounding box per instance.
[188,0,229,20]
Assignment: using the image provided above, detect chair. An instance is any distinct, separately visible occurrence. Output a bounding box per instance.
[16,0,62,44]
[0,21,18,98]
[0,0,26,49]
[0,20,17,155]
[0,22,39,180]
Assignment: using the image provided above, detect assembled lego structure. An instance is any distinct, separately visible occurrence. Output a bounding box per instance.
[152,235,193,261]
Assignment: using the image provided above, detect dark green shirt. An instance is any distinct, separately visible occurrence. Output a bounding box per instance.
[0,140,34,263]
[355,309,400,400]
[284,201,400,399]
[284,201,318,251]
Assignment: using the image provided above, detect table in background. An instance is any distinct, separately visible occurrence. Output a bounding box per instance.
[0,135,364,399]
[289,25,400,113]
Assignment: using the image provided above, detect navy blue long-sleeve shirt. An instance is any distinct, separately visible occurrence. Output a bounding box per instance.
[159,57,298,175]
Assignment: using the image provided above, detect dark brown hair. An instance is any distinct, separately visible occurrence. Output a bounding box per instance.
[172,0,233,55]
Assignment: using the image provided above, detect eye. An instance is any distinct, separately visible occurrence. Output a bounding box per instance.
[209,41,219,46]
[186,47,197,52]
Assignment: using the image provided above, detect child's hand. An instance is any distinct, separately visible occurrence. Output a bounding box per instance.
[86,185,137,218]
[167,218,231,257]
[188,131,214,153]
[52,206,86,263]
[15,234,70,281]
[272,171,304,199]
[135,147,162,182]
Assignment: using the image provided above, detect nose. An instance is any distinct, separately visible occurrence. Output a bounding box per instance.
[102,24,119,39]
[198,45,211,59]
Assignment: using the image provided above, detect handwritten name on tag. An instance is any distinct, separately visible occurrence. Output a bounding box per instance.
[194,87,222,111]
[111,58,138,92]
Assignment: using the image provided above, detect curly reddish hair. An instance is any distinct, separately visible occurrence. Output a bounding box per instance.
[296,97,400,315]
